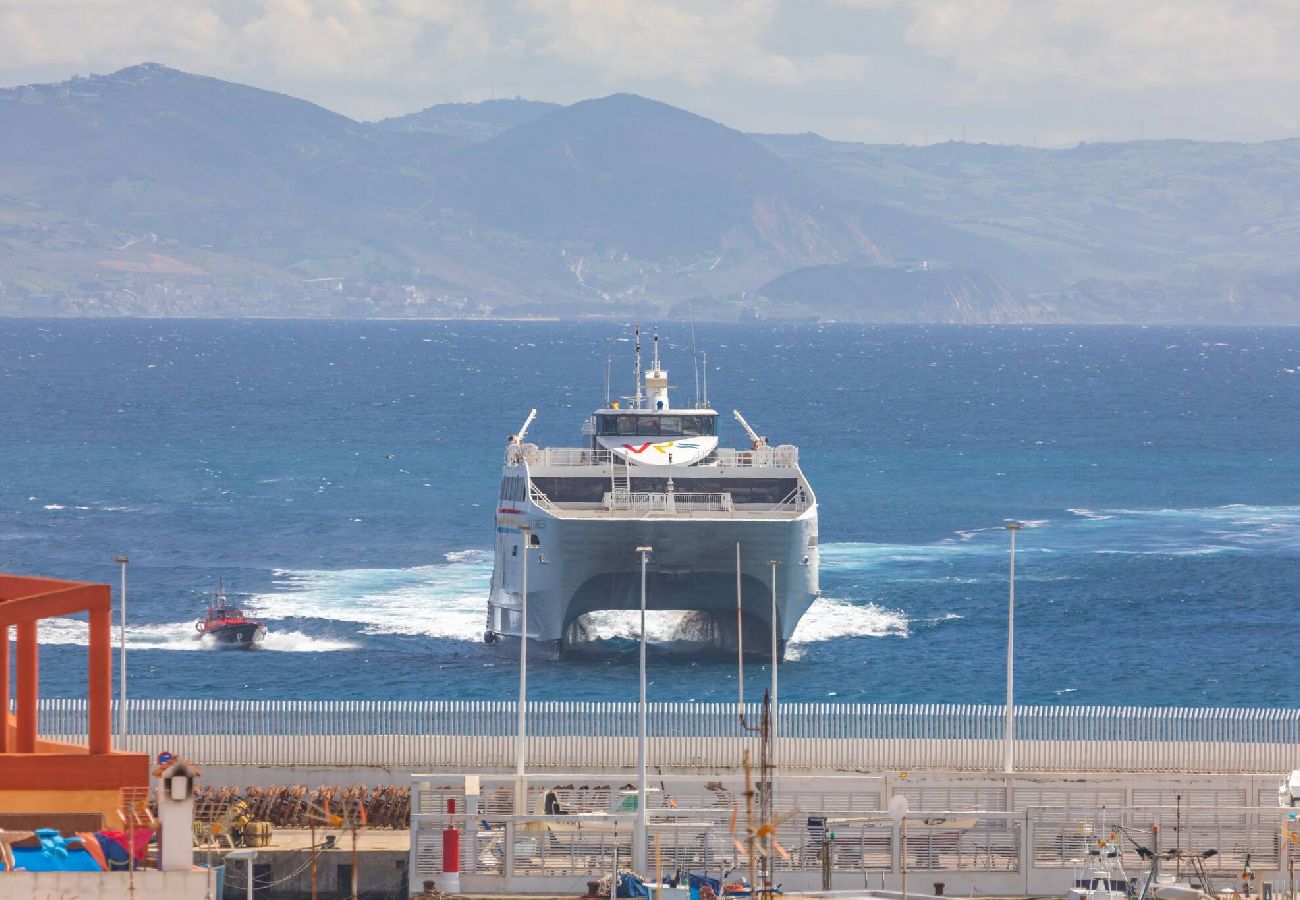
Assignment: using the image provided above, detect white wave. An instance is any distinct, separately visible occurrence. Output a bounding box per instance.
[789,597,909,644]
[923,612,964,625]
[1067,508,1113,520]
[35,618,354,652]
[819,541,978,571]
[258,631,356,652]
[444,549,489,564]
[39,619,204,651]
[574,610,715,644]
[43,504,65,510]
[246,556,492,642]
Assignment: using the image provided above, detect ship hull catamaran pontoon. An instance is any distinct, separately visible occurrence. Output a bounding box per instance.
[484,328,819,659]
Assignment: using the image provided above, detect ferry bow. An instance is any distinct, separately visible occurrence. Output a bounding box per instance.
[484,329,819,659]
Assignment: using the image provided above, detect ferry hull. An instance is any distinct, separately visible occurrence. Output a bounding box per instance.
[486,510,818,659]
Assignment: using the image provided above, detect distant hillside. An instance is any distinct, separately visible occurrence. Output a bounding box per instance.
[442,93,881,265]
[754,132,1300,321]
[3,64,1300,322]
[376,97,560,141]
[757,264,1027,323]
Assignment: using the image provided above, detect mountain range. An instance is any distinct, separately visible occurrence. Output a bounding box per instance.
[2,63,1299,323]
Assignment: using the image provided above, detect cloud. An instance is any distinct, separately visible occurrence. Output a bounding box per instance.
[899,0,1300,93]
[520,0,870,86]
[0,1,229,70]
[0,0,1298,141]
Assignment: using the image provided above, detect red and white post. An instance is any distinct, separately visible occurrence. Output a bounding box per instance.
[442,798,461,894]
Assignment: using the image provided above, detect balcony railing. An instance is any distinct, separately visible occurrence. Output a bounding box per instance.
[602,491,734,513]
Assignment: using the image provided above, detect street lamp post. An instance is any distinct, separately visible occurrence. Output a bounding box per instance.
[736,542,744,716]
[115,556,129,748]
[1004,523,1021,774]
[768,559,781,893]
[768,560,780,762]
[515,526,532,814]
[634,545,653,874]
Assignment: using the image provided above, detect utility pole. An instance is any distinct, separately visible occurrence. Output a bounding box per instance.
[115,555,129,747]
[514,526,532,814]
[634,545,653,874]
[1004,523,1021,774]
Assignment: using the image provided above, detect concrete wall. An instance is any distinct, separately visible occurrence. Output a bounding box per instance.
[2,868,213,899]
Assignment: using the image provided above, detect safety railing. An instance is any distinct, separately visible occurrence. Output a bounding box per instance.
[601,492,734,513]
[769,486,810,514]
[34,700,1300,773]
[410,775,1295,895]
[524,447,614,467]
[714,446,800,468]
[528,483,555,510]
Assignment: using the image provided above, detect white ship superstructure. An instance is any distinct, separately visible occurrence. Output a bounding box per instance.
[484,329,818,658]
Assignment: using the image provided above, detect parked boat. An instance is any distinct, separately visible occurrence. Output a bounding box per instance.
[195,580,266,649]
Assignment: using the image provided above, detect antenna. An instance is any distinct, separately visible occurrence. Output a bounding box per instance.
[701,351,709,408]
[634,324,643,410]
[690,321,700,408]
[604,344,612,407]
[652,327,660,370]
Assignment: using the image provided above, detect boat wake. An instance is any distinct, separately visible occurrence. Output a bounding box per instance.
[51,502,1294,655]
[35,618,354,652]
[244,553,492,642]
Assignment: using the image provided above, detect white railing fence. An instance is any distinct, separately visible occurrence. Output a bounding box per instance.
[409,773,1295,895]
[36,700,1300,773]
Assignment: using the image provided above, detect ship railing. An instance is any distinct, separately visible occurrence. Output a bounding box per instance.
[524,447,614,467]
[600,491,734,513]
[528,483,555,510]
[671,491,735,512]
[713,445,800,468]
[769,485,810,514]
[603,491,670,512]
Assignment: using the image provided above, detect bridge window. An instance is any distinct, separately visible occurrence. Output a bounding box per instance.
[596,414,717,437]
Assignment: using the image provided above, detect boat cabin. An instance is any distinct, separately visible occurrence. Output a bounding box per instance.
[588,409,720,467]
[592,409,717,438]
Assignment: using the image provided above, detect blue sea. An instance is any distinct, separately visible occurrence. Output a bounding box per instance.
[2,320,1298,706]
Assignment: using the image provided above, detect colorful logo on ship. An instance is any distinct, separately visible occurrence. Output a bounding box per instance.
[621,440,701,454]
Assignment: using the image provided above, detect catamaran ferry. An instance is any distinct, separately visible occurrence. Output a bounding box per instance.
[484,329,818,659]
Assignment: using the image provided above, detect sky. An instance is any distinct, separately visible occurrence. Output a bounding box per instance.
[2,0,1299,147]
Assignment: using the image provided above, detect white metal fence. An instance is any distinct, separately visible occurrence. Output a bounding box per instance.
[409,773,1296,896]
[37,700,1300,773]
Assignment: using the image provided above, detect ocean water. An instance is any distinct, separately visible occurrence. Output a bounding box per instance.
[2,319,1298,706]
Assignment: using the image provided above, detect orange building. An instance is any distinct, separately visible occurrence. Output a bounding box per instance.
[1,574,149,823]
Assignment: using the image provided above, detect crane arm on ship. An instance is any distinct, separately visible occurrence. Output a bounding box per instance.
[513,408,538,444]
[733,410,768,449]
